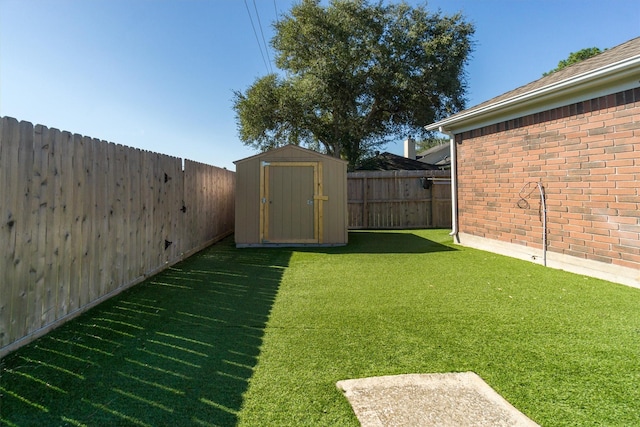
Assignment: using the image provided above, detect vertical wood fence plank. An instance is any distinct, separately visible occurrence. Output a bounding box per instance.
[26,125,42,334]
[0,118,7,348]
[121,145,133,285]
[204,163,212,242]
[170,156,180,262]
[129,148,142,280]
[114,144,126,289]
[155,154,163,263]
[51,129,68,321]
[212,166,219,240]
[141,150,154,275]
[13,121,36,343]
[29,125,49,332]
[149,152,157,268]
[195,161,201,245]
[203,163,209,243]
[130,148,142,281]
[362,177,368,229]
[163,155,173,261]
[91,138,106,302]
[42,126,59,326]
[167,156,177,262]
[172,159,179,258]
[103,141,117,294]
[67,133,84,313]
[0,118,21,348]
[183,160,192,251]
[79,136,94,309]
[169,156,180,262]
[151,152,162,268]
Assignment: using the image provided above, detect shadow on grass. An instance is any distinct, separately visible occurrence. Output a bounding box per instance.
[0,237,292,426]
[308,230,458,254]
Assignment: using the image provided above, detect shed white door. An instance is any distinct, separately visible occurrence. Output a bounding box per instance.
[261,162,318,244]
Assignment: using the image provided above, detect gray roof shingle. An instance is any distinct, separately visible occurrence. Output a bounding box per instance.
[435,37,640,125]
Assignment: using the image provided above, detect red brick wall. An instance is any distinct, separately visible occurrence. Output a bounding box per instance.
[455,88,640,270]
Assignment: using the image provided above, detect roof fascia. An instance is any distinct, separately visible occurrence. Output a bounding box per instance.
[426,55,640,134]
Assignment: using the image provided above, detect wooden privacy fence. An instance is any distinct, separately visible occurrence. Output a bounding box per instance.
[347,170,451,229]
[0,117,235,357]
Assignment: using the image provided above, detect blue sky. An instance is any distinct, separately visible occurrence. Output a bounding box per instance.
[1,0,638,170]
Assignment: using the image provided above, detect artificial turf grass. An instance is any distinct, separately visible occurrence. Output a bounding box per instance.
[1,230,639,426]
[236,229,640,426]
[0,241,292,426]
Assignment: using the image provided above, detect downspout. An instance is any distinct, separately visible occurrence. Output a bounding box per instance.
[439,126,459,242]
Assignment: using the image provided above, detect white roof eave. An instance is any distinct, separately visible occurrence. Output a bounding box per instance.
[426,55,640,134]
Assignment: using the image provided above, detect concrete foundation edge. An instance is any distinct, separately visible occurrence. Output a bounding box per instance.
[457,232,640,290]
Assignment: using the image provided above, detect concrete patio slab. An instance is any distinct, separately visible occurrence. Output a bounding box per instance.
[336,372,539,427]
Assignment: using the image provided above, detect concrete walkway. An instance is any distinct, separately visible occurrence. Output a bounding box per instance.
[337,372,540,427]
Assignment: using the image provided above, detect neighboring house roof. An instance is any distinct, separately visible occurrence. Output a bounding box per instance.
[356,152,439,171]
[426,37,640,133]
[417,144,450,168]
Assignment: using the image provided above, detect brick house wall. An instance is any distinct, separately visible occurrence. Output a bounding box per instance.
[454,88,640,272]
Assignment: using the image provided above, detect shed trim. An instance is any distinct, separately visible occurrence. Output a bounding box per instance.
[234,144,348,165]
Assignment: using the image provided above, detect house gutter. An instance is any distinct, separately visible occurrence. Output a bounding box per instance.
[439,127,459,241]
[425,54,640,133]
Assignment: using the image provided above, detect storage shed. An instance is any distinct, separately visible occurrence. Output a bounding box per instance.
[234,145,348,247]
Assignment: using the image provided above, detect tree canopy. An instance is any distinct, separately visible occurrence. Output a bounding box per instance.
[233,0,474,168]
[543,47,602,76]
[415,136,449,153]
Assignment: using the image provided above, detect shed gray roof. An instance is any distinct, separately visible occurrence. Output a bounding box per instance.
[426,37,640,133]
[234,143,348,165]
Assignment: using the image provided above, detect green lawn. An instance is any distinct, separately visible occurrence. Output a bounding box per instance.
[1,230,639,426]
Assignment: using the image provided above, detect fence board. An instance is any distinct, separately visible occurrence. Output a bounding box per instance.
[141,150,151,274]
[53,129,69,321]
[104,141,117,294]
[62,132,75,314]
[42,126,58,326]
[116,144,128,287]
[0,117,235,357]
[129,147,142,280]
[29,125,48,332]
[14,121,36,342]
[0,118,21,347]
[347,170,451,229]
[90,138,104,303]
[168,156,182,262]
[67,133,82,314]
[151,152,163,268]
[159,154,170,263]
[77,134,91,310]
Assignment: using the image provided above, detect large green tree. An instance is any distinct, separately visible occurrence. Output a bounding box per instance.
[543,47,602,76]
[233,0,474,168]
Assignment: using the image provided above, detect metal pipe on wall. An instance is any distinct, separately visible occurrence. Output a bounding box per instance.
[537,181,547,267]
